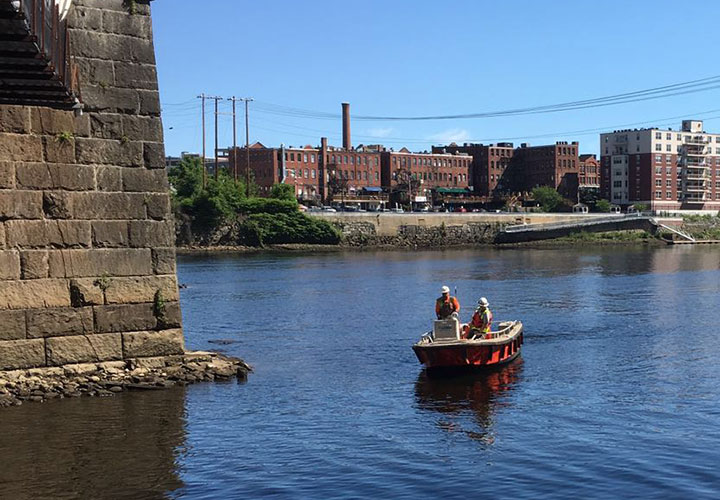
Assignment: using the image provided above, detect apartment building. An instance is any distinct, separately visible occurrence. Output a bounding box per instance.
[434,142,514,196]
[579,154,600,188]
[599,120,720,212]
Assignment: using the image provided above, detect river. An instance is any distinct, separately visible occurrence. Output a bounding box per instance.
[2,246,720,499]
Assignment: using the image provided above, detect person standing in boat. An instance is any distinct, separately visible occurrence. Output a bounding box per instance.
[435,286,460,319]
[468,297,493,339]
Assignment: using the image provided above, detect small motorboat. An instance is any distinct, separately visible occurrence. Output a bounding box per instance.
[412,318,523,374]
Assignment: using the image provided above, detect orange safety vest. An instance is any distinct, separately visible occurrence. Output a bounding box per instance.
[436,296,459,319]
[470,308,493,334]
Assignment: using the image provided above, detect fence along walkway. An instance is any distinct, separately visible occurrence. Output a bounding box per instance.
[495,215,661,243]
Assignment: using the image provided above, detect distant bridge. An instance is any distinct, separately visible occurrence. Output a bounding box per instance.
[495,215,673,243]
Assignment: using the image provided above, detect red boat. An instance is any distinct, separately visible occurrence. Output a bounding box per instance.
[413,319,524,374]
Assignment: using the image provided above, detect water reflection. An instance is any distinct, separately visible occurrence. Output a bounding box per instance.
[414,360,523,445]
[0,388,187,500]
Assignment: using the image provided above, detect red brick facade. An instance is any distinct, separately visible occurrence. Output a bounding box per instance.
[579,154,600,188]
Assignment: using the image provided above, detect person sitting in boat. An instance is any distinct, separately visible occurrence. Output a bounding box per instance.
[467,297,493,339]
[435,286,460,320]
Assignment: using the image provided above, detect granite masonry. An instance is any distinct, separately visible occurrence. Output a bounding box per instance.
[0,0,248,404]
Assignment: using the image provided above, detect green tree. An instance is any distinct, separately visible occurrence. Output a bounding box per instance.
[531,186,564,212]
[269,183,296,201]
[595,199,612,213]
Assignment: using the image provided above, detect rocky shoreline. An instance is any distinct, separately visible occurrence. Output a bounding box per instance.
[0,351,252,408]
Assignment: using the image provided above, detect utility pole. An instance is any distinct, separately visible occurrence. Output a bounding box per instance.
[238,97,254,197]
[227,96,238,181]
[197,93,207,188]
[207,95,223,181]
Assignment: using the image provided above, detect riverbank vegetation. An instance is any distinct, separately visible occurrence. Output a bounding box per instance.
[169,158,341,247]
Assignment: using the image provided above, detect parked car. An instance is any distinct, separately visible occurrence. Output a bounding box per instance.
[321,206,337,212]
[454,206,467,213]
[418,206,430,213]
[390,207,404,213]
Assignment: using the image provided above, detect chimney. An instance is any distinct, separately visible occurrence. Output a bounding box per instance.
[342,102,351,150]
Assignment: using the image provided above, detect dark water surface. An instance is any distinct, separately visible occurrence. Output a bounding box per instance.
[2,246,720,499]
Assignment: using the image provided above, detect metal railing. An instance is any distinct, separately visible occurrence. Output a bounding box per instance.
[16,0,80,102]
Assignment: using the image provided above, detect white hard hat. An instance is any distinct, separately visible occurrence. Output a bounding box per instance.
[478,297,489,307]
[441,286,450,294]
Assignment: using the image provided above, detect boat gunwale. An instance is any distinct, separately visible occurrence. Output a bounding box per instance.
[412,321,523,350]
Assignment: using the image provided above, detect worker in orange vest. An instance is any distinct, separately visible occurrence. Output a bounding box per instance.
[435,286,460,319]
[468,297,493,339]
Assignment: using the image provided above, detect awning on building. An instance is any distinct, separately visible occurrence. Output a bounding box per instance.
[434,187,471,194]
[362,187,383,192]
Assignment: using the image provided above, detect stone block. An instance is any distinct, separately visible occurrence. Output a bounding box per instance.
[104,275,179,304]
[48,248,153,278]
[0,162,14,189]
[46,333,122,366]
[71,192,146,219]
[94,303,157,333]
[102,11,151,39]
[6,220,91,248]
[43,191,74,219]
[69,278,104,306]
[0,310,26,341]
[67,5,103,30]
[143,141,165,169]
[30,108,77,135]
[92,221,129,248]
[0,223,5,249]
[0,250,20,280]
[74,58,114,88]
[20,250,49,279]
[0,133,42,162]
[0,339,45,370]
[26,307,94,338]
[144,193,170,220]
[81,85,140,114]
[89,113,123,139]
[15,163,95,191]
[71,31,155,65]
[122,168,168,192]
[159,302,182,329]
[138,90,161,115]
[0,279,70,309]
[122,329,184,358]
[0,106,30,133]
[43,136,76,164]
[0,191,44,219]
[73,0,151,15]
[129,220,174,248]
[121,115,162,142]
[152,248,176,274]
[115,62,158,91]
[75,138,142,167]
[96,166,122,192]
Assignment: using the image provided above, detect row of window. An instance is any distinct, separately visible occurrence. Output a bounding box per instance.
[391,156,469,169]
[654,131,720,143]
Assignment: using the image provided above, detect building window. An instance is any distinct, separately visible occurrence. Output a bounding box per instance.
[666,144,672,152]
[614,180,622,188]
[331,155,336,164]
[655,132,662,139]
[655,179,661,187]
[311,154,315,163]
[290,153,295,161]
[655,144,662,151]
[375,172,379,181]
[655,191,662,198]
[311,169,316,179]
[666,192,672,199]
[303,154,308,163]
[666,133,672,140]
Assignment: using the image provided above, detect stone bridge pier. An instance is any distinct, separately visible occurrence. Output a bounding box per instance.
[0,0,185,371]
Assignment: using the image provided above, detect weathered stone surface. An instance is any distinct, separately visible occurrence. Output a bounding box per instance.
[75,138,142,167]
[71,192,147,219]
[102,12,152,39]
[89,113,123,139]
[81,86,140,114]
[144,193,170,220]
[0,339,45,370]
[71,31,155,65]
[30,108,79,135]
[143,141,165,169]
[0,162,14,189]
[43,136,76,164]
[73,0,150,15]
[159,302,182,329]
[122,115,162,142]
[104,275,179,304]
[0,279,70,309]
[46,333,122,366]
[152,248,176,274]
[48,248,153,278]
[0,191,43,219]
[122,329,185,358]
[69,278,104,307]
[0,223,4,249]
[74,58,114,88]
[67,5,103,31]
[129,221,174,248]
[96,166,122,191]
[16,163,95,190]
[26,307,94,338]
[43,191,74,219]
[122,168,168,192]
[0,106,31,133]
[138,90,161,115]
[0,134,42,162]
[0,250,20,280]
[92,221,129,248]
[94,303,157,333]
[0,310,26,341]
[6,220,91,248]
[20,250,49,279]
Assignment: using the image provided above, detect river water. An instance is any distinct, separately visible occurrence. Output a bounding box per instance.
[2,246,720,499]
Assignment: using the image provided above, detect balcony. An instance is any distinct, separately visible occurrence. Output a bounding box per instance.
[0,0,80,109]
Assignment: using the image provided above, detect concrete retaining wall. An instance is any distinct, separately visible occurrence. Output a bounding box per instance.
[0,0,184,371]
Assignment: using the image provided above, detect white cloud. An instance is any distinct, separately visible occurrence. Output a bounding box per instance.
[426,128,471,144]
[365,127,395,138]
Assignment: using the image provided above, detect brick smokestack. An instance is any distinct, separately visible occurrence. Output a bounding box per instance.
[342,102,351,150]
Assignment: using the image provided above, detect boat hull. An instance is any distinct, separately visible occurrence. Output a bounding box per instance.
[413,323,523,372]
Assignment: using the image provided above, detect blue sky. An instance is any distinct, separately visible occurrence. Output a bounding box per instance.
[153,0,720,157]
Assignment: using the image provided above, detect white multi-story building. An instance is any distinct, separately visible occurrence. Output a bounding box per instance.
[600,120,720,213]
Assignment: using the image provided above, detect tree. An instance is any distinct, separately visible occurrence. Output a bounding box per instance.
[269,183,296,201]
[393,168,422,205]
[327,174,349,205]
[531,186,564,212]
[595,199,612,213]
[579,187,601,207]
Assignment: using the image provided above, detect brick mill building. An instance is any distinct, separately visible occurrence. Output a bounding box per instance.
[579,154,600,188]
[599,120,720,212]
